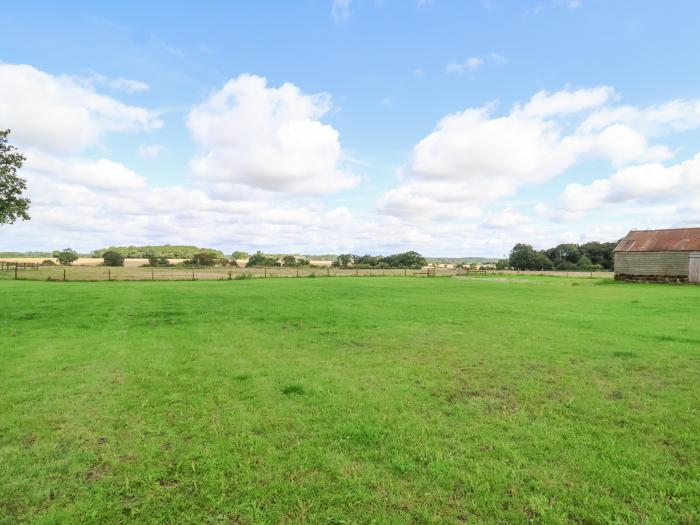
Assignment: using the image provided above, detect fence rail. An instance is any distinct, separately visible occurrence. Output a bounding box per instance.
[0,263,615,282]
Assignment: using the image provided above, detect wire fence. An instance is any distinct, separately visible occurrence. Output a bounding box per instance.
[0,262,615,282]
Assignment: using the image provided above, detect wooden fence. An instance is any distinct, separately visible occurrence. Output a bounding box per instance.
[0,263,615,282]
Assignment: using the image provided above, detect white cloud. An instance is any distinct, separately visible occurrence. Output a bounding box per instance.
[138,144,164,159]
[0,63,162,154]
[24,150,147,191]
[446,57,484,75]
[562,155,700,213]
[332,0,351,20]
[481,208,532,229]
[490,53,507,64]
[187,74,358,194]
[86,73,150,94]
[379,86,695,220]
[578,99,700,137]
[517,86,615,117]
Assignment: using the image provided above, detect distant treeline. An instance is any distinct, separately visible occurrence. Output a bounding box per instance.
[91,245,225,259]
[0,251,54,258]
[331,251,427,269]
[501,241,618,271]
[426,257,498,265]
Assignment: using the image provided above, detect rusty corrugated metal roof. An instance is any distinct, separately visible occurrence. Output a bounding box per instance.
[614,228,700,252]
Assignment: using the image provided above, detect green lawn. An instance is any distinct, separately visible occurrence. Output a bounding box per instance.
[1,276,698,524]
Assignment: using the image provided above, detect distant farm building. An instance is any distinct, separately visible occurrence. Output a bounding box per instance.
[614,228,700,283]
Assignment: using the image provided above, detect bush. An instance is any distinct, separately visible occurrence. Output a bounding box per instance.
[234,273,254,280]
[41,259,57,266]
[186,251,219,267]
[247,251,280,267]
[56,248,78,266]
[102,250,125,267]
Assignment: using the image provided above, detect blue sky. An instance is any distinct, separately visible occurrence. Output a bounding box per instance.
[1,1,700,256]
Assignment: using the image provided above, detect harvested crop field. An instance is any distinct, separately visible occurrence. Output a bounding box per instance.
[0,276,698,523]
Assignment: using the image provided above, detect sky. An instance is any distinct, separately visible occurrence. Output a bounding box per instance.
[1,0,700,256]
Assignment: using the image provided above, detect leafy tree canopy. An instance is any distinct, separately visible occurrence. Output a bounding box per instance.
[0,130,30,225]
[56,248,79,266]
[102,250,125,267]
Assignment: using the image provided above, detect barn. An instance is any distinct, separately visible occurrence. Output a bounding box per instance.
[614,228,700,283]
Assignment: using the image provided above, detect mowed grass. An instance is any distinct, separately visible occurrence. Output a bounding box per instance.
[0,277,699,524]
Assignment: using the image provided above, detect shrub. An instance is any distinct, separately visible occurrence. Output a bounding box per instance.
[102,250,125,267]
[41,259,57,266]
[56,248,78,266]
[247,251,280,267]
[186,251,219,267]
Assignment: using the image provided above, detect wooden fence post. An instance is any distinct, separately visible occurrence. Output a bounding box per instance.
[296,267,299,278]
[152,270,154,281]
[14,263,18,280]
[327,267,330,277]
[264,267,267,278]
[108,269,111,281]
[228,270,232,280]
[192,271,195,281]
[63,269,66,282]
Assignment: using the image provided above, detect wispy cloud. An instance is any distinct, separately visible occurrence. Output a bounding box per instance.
[332,0,351,21]
[446,57,484,75]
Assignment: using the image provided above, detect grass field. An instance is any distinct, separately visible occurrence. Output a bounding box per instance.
[1,276,698,524]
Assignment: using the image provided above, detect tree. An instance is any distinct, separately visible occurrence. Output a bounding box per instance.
[495,259,509,270]
[57,248,78,266]
[0,130,30,225]
[188,251,219,267]
[332,254,354,268]
[232,250,249,260]
[580,241,616,270]
[102,250,124,267]
[509,244,537,270]
[532,251,554,270]
[246,251,279,267]
[282,255,297,266]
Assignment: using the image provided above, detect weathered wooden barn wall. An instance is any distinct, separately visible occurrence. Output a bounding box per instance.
[614,251,689,281]
[690,252,700,283]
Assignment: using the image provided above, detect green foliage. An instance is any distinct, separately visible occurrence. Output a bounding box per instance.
[145,252,171,267]
[232,250,249,260]
[509,243,539,270]
[0,130,30,225]
[101,250,124,267]
[186,251,220,267]
[41,259,57,266]
[91,245,224,259]
[247,251,280,267]
[0,251,53,258]
[495,259,509,270]
[0,278,698,523]
[282,255,297,266]
[332,254,355,268]
[510,240,618,271]
[333,251,426,269]
[56,248,78,266]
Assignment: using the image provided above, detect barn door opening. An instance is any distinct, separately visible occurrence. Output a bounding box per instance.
[690,252,700,283]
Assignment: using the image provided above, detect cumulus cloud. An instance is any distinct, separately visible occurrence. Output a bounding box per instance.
[562,154,700,213]
[379,86,700,220]
[0,64,161,154]
[517,86,615,117]
[187,74,358,194]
